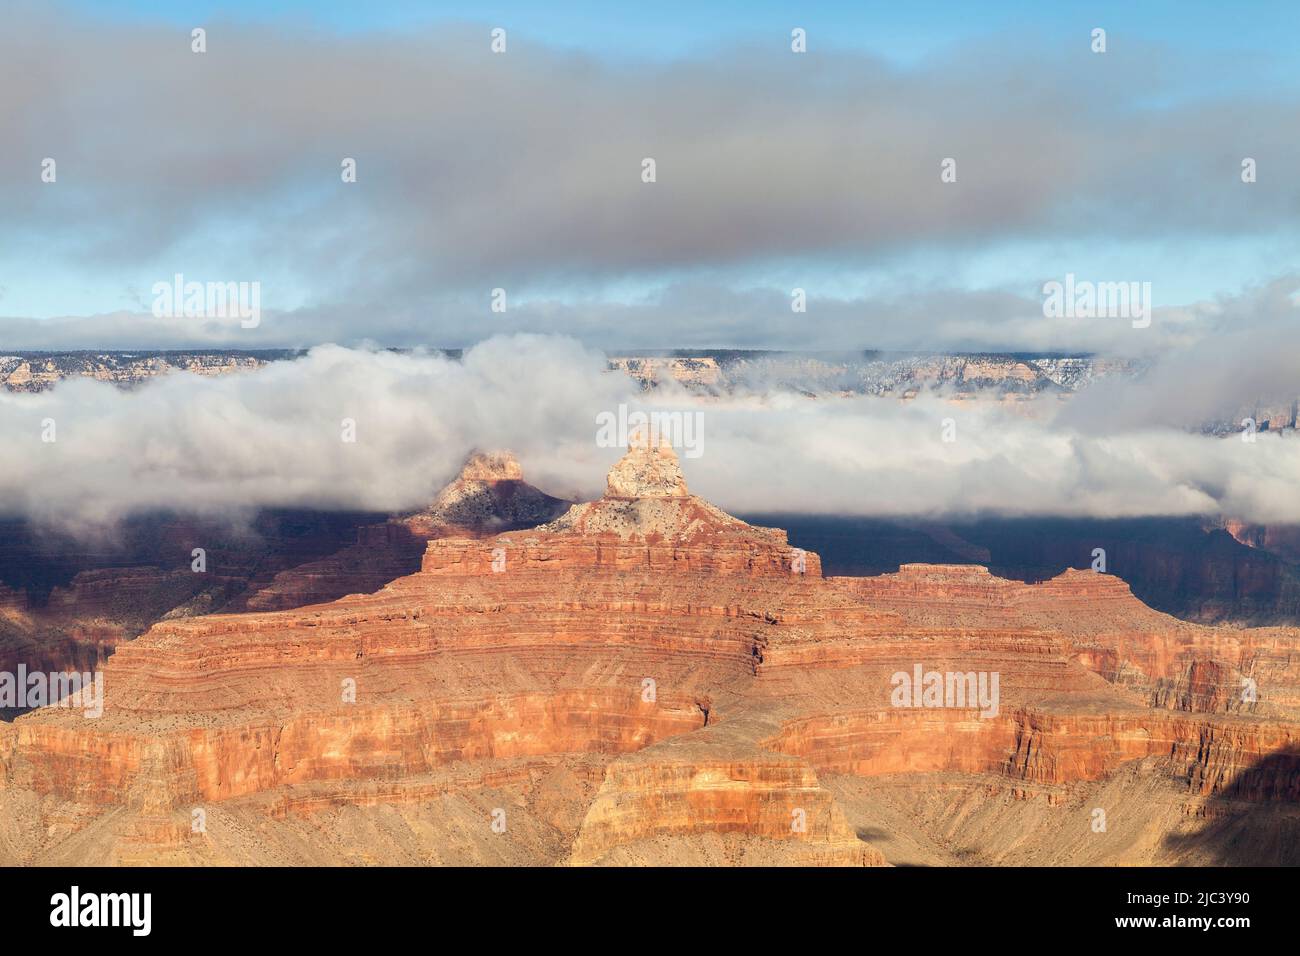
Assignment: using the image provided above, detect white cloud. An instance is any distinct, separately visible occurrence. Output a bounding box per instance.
[2,335,1297,534]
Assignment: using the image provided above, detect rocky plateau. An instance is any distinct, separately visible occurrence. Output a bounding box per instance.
[2,438,1299,866]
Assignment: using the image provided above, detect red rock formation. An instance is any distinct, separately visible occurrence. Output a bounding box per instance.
[0,510,389,679]
[238,450,570,611]
[1224,519,1300,564]
[2,443,1300,866]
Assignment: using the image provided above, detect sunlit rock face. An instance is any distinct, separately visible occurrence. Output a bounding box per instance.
[405,449,568,531]
[3,443,1300,867]
[603,430,690,499]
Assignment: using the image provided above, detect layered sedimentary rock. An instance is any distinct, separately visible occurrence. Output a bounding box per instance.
[401,450,571,533]
[2,442,1299,866]
[1224,519,1300,565]
[607,352,1147,400]
[240,451,570,610]
[0,511,385,681]
[0,351,288,392]
[5,350,1131,399]
[0,453,569,678]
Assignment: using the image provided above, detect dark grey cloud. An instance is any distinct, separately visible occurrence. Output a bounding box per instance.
[2,3,1298,342]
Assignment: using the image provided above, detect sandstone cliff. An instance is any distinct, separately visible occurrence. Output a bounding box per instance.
[3,443,1300,866]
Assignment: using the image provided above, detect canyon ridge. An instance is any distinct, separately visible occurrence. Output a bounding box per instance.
[1,437,1298,865]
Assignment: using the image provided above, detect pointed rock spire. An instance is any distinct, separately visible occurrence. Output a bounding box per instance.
[605,427,689,498]
[457,450,523,482]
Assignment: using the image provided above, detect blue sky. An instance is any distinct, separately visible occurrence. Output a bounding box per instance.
[4,1,1299,349]
[64,0,1300,68]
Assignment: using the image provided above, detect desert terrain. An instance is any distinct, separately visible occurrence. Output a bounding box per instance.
[2,437,1297,866]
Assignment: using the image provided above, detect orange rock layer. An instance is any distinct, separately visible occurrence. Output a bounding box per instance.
[2,443,1299,865]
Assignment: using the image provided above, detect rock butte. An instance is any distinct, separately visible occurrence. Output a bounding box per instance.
[0,451,571,679]
[239,450,570,612]
[2,441,1299,866]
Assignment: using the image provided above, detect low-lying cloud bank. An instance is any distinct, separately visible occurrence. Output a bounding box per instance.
[0,335,1296,534]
